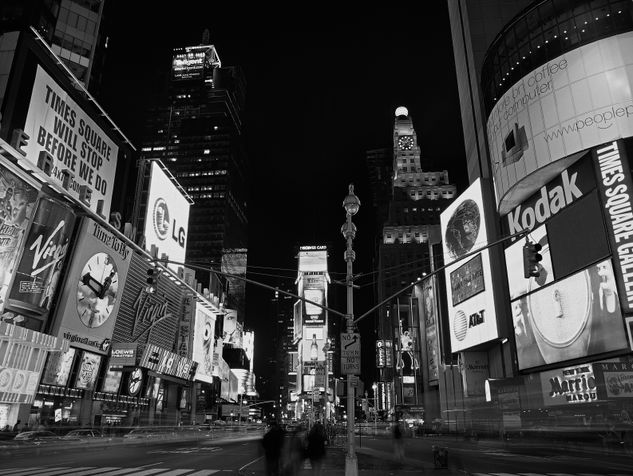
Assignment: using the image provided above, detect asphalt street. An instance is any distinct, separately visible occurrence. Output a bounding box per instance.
[1,431,633,475]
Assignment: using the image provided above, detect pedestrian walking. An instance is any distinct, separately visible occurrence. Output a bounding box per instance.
[262,421,285,476]
[306,421,327,476]
[283,429,305,476]
[392,421,404,462]
[12,420,21,433]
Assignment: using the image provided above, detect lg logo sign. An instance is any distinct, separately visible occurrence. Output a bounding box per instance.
[152,197,186,247]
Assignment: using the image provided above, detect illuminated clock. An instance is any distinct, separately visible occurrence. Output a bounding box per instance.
[398,135,414,151]
[77,252,118,329]
[128,367,143,396]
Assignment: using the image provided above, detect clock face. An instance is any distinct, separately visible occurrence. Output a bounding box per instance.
[77,252,118,329]
[528,270,591,350]
[398,135,413,150]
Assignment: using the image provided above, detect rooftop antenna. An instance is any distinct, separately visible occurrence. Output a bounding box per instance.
[202,28,210,45]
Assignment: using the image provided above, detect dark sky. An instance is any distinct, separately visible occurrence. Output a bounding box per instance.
[98,4,468,391]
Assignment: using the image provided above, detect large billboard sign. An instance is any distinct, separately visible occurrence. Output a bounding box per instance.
[418,277,440,385]
[440,179,499,352]
[302,326,326,364]
[144,161,190,272]
[592,140,633,314]
[298,247,327,272]
[192,302,216,384]
[539,363,597,406]
[52,218,132,354]
[513,259,627,370]
[0,163,38,311]
[7,197,75,318]
[172,45,219,81]
[23,66,119,216]
[487,31,633,215]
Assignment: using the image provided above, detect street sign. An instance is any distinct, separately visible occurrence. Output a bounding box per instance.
[341,333,361,375]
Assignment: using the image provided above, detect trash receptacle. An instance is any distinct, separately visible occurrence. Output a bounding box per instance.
[432,445,448,469]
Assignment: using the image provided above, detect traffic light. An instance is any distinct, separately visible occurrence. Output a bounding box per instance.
[523,241,543,278]
[146,266,159,292]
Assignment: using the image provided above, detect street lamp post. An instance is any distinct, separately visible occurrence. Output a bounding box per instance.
[372,383,378,436]
[341,184,360,476]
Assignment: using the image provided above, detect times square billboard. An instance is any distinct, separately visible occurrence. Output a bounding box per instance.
[502,144,630,371]
[440,179,500,352]
[143,161,190,272]
[487,31,633,216]
[298,246,328,327]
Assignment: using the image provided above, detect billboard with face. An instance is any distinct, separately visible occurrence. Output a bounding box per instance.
[513,259,627,370]
[0,163,38,312]
[144,161,190,272]
[22,66,119,216]
[487,31,633,215]
[7,197,75,318]
[192,302,216,383]
[51,218,132,354]
[440,179,499,352]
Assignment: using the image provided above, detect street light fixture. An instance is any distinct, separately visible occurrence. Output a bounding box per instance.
[341,184,360,476]
[372,383,378,436]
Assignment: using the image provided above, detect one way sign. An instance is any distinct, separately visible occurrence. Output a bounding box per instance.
[341,333,360,375]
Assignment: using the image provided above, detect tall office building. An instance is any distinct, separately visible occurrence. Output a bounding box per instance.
[447,0,532,182]
[138,40,249,299]
[0,0,107,93]
[376,107,456,414]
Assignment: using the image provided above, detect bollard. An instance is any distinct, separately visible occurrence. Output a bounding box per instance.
[432,444,448,469]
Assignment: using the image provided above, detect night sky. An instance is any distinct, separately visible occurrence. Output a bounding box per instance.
[98,4,469,391]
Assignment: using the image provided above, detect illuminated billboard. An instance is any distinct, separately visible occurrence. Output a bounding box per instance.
[513,259,627,370]
[52,218,132,354]
[143,161,190,272]
[172,45,220,81]
[487,31,633,215]
[293,300,302,343]
[302,326,326,364]
[539,363,597,406]
[298,247,327,272]
[440,179,499,352]
[192,302,216,384]
[22,66,119,216]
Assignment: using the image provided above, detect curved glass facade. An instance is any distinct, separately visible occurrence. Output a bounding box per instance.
[481,0,633,115]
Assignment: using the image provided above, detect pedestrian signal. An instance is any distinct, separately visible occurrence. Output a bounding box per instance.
[522,241,542,278]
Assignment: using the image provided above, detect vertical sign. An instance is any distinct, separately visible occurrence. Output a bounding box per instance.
[7,197,75,316]
[592,140,633,313]
[341,333,360,375]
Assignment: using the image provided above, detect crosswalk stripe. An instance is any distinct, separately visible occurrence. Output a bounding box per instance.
[118,470,166,476]
[63,468,119,476]
[92,469,151,476]
[0,470,46,476]
[183,471,219,476]
[153,470,194,476]
[28,470,94,476]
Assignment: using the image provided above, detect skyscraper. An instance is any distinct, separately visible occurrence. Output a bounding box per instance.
[137,39,249,299]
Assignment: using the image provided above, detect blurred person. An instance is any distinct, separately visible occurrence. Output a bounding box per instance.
[262,421,285,476]
[306,421,327,476]
[284,429,305,476]
[12,420,21,432]
[392,421,404,462]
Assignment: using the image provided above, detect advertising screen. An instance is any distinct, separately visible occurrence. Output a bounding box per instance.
[593,360,633,399]
[22,66,119,216]
[440,179,499,352]
[192,302,216,384]
[293,300,302,343]
[487,31,633,214]
[302,326,326,363]
[41,347,76,386]
[52,218,132,354]
[101,368,122,393]
[539,363,597,406]
[7,197,75,317]
[304,288,324,316]
[418,277,440,384]
[172,45,219,81]
[223,309,243,348]
[74,351,102,390]
[298,248,327,272]
[504,225,554,301]
[513,259,627,370]
[0,163,38,311]
[143,161,190,272]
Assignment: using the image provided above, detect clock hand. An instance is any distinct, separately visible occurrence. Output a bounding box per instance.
[98,270,116,299]
[81,273,103,296]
